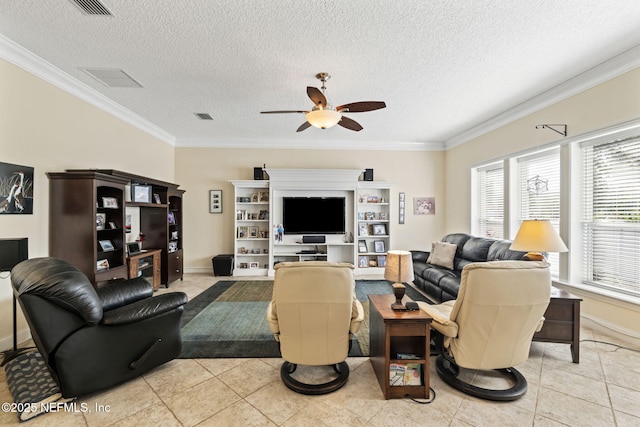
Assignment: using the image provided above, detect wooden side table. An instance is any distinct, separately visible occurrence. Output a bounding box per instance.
[369,294,432,399]
[127,249,162,291]
[533,287,582,363]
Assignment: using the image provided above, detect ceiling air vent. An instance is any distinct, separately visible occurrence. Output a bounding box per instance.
[69,0,112,16]
[80,68,143,88]
[195,113,214,120]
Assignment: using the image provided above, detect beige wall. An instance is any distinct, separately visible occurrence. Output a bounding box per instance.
[0,59,175,348]
[175,147,446,271]
[444,67,640,334]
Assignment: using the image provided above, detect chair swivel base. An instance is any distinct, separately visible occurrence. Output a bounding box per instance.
[435,355,528,401]
[281,361,349,395]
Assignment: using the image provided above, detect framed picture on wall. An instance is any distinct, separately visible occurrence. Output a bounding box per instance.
[210,190,222,213]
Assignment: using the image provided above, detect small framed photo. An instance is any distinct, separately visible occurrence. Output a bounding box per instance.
[358,223,369,236]
[414,197,436,215]
[102,197,118,209]
[364,212,375,220]
[168,211,176,224]
[96,213,106,230]
[258,191,269,202]
[377,255,386,267]
[358,240,368,253]
[237,226,249,238]
[367,195,379,203]
[168,241,178,253]
[358,256,368,268]
[372,224,387,235]
[132,185,152,203]
[249,262,260,269]
[378,212,387,220]
[109,221,117,229]
[153,193,161,204]
[210,190,222,213]
[249,226,259,238]
[97,259,110,271]
[99,240,115,252]
[251,193,259,203]
[374,240,386,253]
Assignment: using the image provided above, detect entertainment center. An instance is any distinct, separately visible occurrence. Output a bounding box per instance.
[231,169,392,276]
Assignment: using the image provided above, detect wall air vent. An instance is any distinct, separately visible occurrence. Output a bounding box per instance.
[195,113,214,120]
[80,68,143,88]
[69,0,112,16]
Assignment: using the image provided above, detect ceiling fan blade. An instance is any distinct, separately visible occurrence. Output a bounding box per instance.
[307,87,327,108]
[296,122,312,132]
[338,116,363,132]
[261,110,308,114]
[336,101,386,113]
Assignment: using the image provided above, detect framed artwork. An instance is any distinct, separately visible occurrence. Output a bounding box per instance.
[102,197,118,208]
[377,255,387,267]
[132,185,152,203]
[210,190,222,213]
[414,197,436,215]
[99,240,115,252]
[0,162,34,214]
[372,224,387,235]
[358,223,369,236]
[358,240,368,253]
[258,191,269,202]
[96,213,106,230]
[399,192,405,224]
[249,262,260,269]
[97,259,110,271]
[358,256,368,268]
[374,240,386,253]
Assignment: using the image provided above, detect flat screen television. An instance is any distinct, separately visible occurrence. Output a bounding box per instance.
[282,197,345,235]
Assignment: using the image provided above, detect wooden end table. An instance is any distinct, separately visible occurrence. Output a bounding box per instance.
[369,294,432,399]
[533,287,582,363]
[127,249,162,291]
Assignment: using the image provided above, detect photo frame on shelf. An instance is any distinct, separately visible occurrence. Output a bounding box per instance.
[132,185,152,203]
[251,193,259,202]
[358,223,369,236]
[109,221,117,229]
[97,259,110,271]
[98,239,115,252]
[153,193,161,204]
[258,191,269,202]
[374,240,386,253]
[96,213,106,230]
[358,240,368,253]
[102,197,118,209]
[237,226,249,238]
[210,189,222,213]
[372,224,387,235]
[249,226,259,238]
[168,241,178,253]
[168,211,176,224]
[249,262,260,269]
[377,255,387,267]
[358,256,368,268]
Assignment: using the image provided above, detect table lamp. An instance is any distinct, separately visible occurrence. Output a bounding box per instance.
[384,250,415,310]
[509,219,568,261]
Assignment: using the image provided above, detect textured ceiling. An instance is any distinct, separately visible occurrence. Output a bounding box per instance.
[2,0,640,149]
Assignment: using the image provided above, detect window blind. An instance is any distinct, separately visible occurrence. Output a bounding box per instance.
[518,148,561,276]
[478,164,504,239]
[582,136,640,297]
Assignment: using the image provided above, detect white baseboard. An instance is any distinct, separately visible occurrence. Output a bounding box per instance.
[0,328,32,352]
[581,314,640,340]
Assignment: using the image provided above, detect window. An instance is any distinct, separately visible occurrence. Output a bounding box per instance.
[477,163,504,238]
[517,148,561,276]
[582,137,640,297]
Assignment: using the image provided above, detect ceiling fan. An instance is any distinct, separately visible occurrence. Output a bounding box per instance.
[261,72,386,132]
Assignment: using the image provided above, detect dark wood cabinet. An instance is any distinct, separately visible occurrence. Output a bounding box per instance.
[47,171,129,286]
[49,170,185,287]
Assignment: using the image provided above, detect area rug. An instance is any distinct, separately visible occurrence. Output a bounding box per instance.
[179,280,428,359]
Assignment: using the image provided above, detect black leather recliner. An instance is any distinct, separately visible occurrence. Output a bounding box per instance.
[11,257,188,398]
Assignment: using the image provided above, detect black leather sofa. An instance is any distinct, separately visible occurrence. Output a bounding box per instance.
[411,233,528,303]
[11,257,188,398]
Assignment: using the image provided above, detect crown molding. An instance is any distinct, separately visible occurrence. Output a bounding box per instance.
[0,35,176,146]
[445,44,640,150]
[175,137,444,151]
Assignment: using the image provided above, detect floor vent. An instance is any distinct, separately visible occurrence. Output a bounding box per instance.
[195,113,214,120]
[69,0,112,16]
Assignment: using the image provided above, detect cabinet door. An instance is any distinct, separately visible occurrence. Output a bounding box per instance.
[167,249,183,283]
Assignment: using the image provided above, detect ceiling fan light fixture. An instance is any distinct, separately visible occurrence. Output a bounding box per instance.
[306,109,341,129]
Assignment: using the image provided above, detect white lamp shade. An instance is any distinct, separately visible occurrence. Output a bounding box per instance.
[305,109,341,129]
[510,219,568,253]
[384,250,415,283]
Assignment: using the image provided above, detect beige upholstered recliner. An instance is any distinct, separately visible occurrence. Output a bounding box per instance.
[418,260,551,401]
[266,261,364,394]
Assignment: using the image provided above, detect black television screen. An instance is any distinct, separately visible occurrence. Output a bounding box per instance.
[282,197,345,234]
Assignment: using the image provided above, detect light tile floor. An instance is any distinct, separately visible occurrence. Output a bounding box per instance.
[1,273,639,427]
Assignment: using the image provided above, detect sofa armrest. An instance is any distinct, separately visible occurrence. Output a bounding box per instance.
[101,292,188,325]
[411,250,430,264]
[266,301,280,341]
[97,277,154,311]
